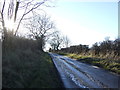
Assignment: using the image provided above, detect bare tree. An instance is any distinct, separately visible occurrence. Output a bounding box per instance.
[0,0,52,39]
[25,13,55,51]
[0,0,7,40]
[49,32,64,51]
[63,36,71,48]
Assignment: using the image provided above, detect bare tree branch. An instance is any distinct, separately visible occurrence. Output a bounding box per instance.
[49,32,64,50]
[24,13,55,51]
[14,0,49,36]
[2,0,6,14]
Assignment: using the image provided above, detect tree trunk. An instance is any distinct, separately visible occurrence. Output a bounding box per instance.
[36,35,44,51]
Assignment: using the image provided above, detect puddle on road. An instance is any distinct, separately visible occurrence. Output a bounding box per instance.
[63,59,108,88]
[56,57,89,88]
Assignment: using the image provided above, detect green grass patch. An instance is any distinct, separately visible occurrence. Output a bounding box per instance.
[29,53,63,88]
[3,49,63,88]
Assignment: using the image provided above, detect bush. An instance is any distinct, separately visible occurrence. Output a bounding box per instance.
[2,35,63,88]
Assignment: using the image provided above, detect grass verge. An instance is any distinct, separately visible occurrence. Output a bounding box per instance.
[3,49,63,88]
[58,52,120,75]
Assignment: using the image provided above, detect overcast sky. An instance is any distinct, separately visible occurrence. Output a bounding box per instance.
[44,0,118,47]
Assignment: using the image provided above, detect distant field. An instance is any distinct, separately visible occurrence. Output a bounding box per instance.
[58,53,120,75]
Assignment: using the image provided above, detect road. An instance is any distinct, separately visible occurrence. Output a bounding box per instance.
[49,53,120,88]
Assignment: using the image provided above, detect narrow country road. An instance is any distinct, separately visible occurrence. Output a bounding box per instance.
[49,53,120,88]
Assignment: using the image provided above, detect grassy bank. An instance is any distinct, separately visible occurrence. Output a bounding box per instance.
[3,49,63,88]
[58,52,120,75]
[3,37,63,88]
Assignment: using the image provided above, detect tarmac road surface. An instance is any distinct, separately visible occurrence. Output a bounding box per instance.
[49,53,120,88]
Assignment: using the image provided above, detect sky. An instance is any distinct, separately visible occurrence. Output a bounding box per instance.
[0,0,118,48]
[43,0,118,47]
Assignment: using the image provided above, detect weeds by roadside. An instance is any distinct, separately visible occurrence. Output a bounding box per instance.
[3,36,63,88]
[58,52,120,75]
